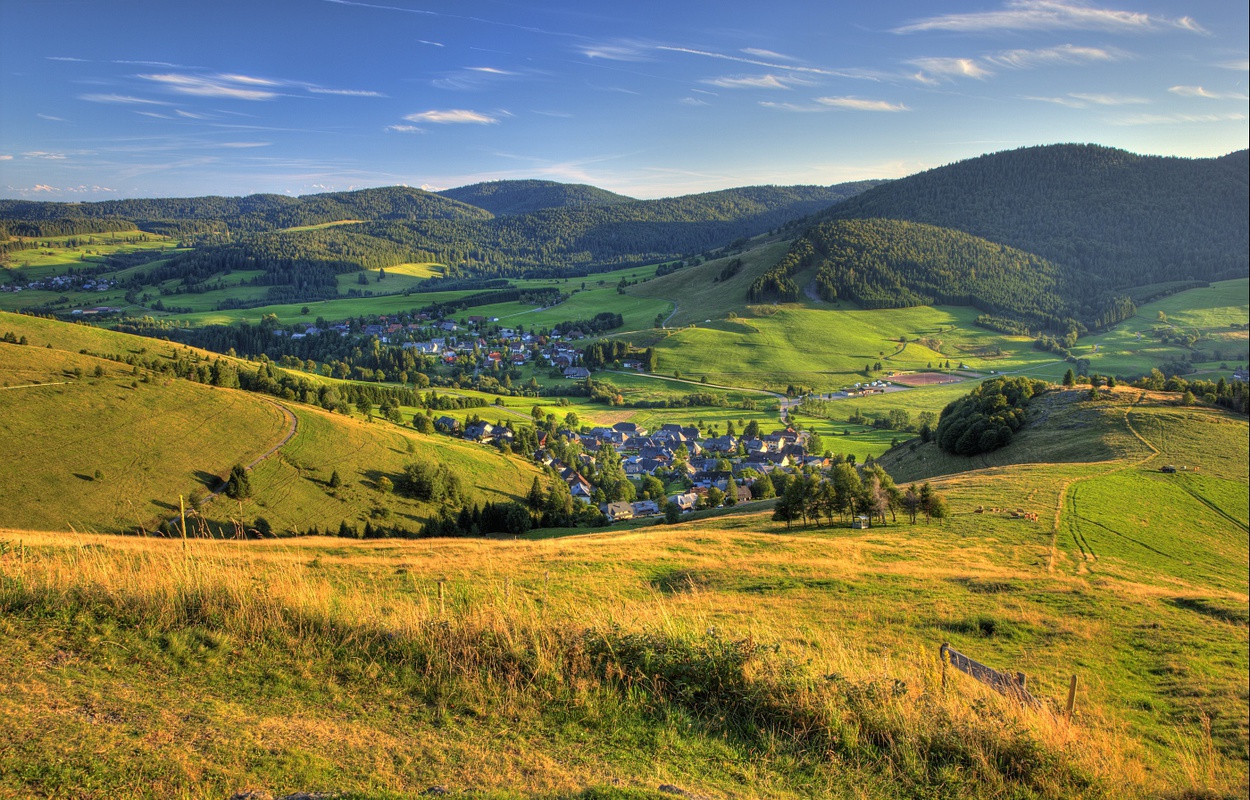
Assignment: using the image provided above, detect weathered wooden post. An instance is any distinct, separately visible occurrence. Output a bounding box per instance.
[1066,674,1078,718]
[437,579,445,615]
[179,495,187,548]
[544,569,550,601]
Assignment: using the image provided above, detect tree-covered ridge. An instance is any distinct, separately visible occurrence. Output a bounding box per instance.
[0,186,490,235]
[935,376,1049,456]
[822,144,1249,289]
[0,181,879,281]
[438,180,634,216]
[750,218,1137,331]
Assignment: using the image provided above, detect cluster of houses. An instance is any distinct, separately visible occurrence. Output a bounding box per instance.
[450,418,822,523]
[277,314,601,376]
[3,273,115,294]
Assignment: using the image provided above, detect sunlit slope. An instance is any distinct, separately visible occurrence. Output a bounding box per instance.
[0,342,288,534]
[0,313,546,536]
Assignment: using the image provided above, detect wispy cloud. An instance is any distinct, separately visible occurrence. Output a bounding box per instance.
[657,46,848,77]
[704,74,801,90]
[986,44,1123,69]
[386,124,424,133]
[1113,112,1246,125]
[46,56,89,62]
[307,86,386,97]
[0,155,13,161]
[433,66,528,91]
[909,57,993,82]
[216,141,271,148]
[80,93,170,105]
[1215,58,1248,71]
[404,109,500,124]
[741,48,796,61]
[417,39,444,48]
[1169,85,1250,100]
[679,97,710,106]
[1024,92,1148,107]
[140,73,281,100]
[23,151,69,160]
[579,40,652,62]
[816,96,908,112]
[37,113,67,122]
[893,1,1205,35]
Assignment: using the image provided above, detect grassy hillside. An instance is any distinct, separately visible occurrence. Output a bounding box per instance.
[0,342,290,534]
[2,389,1246,798]
[0,313,545,537]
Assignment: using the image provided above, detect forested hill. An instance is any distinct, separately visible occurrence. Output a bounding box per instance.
[437,180,634,216]
[0,186,490,237]
[822,144,1249,288]
[749,218,1135,332]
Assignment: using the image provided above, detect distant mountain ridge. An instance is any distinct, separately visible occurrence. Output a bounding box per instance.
[822,143,1249,288]
[438,180,634,216]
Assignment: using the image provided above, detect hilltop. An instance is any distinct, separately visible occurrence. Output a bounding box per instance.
[438,179,635,216]
[823,144,1249,290]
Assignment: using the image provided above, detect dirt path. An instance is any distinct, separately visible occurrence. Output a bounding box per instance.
[660,301,680,328]
[0,381,71,390]
[1045,389,1158,573]
[167,396,297,527]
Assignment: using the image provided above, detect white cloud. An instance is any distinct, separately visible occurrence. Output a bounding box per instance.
[37,114,67,121]
[893,1,1206,35]
[1113,112,1246,125]
[308,87,385,97]
[1169,85,1250,100]
[909,57,993,81]
[140,73,280,100]
[741,48,796,61]
[417,39,444,47]
[657,45,849,77]
[704,74,797,90]
[217,142,271,148]
[816,96,908,112]
[23,151,68,160]
[985,44,1121,69]
[46,56,89,62]
[759,101,825,113]
[680,97,710,106]
[1069,92,1148,105]
[404,109,499,124]
[0,155,12,161]
[1215,58,1248,71]
[386,124,424,133]
[79,93,169,105]
[579,41,651,61]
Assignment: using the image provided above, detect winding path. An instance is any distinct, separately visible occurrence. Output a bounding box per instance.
[167,395,298,526]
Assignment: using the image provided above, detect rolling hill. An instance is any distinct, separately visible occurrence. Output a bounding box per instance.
[438,179,635,215]
[823,144,1249,289]
[0,312,545,536]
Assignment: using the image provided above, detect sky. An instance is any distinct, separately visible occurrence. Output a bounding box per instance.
[1,0,1246,201]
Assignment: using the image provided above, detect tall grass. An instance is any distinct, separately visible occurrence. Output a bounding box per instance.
[3,532,1224,799]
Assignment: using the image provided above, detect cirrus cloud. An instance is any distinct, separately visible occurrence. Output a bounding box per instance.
[816,96,908,112]
[404,109,500,124]
[1169,85,1250,100]
[893,1,1205,35]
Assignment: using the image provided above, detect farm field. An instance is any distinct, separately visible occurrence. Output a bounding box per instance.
[2,383,1246,798]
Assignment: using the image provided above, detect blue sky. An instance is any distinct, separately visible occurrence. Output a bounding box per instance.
[1,0,1246,200]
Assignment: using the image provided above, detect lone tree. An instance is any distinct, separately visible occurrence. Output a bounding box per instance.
[225,464,252,500]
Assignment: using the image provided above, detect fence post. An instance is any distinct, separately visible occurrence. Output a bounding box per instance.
[438,579,445,615]
[1066,674,1078,718]
[940,642,949,690]
[180,494,187,548]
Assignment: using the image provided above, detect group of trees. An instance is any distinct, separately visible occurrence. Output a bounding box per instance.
[934,376,1048,456]
[770,464,947,529]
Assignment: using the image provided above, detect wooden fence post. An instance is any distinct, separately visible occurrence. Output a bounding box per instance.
[1065,674,1078,718]
[437,579,445,615]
